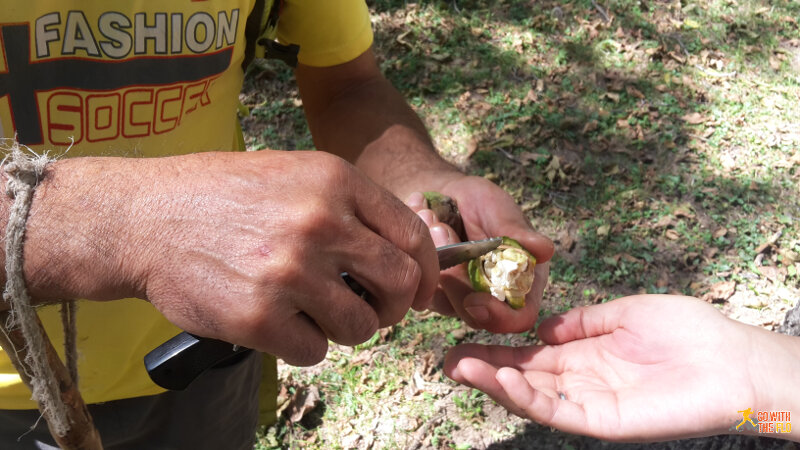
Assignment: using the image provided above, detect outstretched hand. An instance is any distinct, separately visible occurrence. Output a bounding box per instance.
[406,175,553,333]
[444,295,782,442]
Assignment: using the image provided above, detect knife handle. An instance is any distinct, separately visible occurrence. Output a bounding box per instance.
[145,273,369,390]
[144,332,252,390]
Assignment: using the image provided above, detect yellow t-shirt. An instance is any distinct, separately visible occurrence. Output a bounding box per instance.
[0,0,373,409]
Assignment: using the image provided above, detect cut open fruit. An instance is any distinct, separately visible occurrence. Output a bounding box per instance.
[468,237,535,309]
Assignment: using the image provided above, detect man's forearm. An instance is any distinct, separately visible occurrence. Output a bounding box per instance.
[296,50,461,198]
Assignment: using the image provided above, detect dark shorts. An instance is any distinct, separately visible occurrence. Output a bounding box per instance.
[0,351,262,450]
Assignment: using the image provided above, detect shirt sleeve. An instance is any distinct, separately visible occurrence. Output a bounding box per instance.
[276,0,374,67]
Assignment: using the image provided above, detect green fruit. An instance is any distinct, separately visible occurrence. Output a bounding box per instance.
[468,237,535,309]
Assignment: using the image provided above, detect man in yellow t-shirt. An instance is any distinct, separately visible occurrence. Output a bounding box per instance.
[0,1,553,448]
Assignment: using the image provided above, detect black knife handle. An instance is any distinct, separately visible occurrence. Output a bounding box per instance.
[145,273,370,390]
[144,332,251,390]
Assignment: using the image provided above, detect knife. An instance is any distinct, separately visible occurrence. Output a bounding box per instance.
[144,237,502,390]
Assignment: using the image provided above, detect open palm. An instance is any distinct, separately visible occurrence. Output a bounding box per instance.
[445,295,762,442]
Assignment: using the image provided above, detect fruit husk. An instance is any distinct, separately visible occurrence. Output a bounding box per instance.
[468,237,535,309]
[423,191,466,241]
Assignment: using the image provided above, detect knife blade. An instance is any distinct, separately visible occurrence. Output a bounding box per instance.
[144,237,502,390]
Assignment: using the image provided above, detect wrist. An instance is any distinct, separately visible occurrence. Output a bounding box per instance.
[748,326,800,441]
[355,125,462,198]
[20,157,144,302]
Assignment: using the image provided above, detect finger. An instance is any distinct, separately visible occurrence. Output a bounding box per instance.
[299,276,380,347]
[429,223,456,248]
[341,228,423,327]
[444,342,565,377]
[418,221,459,314]
[438,271,486,327]
[537,299,628,345]
[355,186,438,311]
[495,367,589,433]
[428,288,456,316]
[445,354,559,420]
[405,191,427,212]
[253,311,329,366]
[515,229,555,265]
[416,209,437,228]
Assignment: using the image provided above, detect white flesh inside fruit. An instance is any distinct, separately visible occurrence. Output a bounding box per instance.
[482,247,532,302]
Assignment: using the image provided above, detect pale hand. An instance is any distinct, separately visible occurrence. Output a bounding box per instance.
[444,295,795,442]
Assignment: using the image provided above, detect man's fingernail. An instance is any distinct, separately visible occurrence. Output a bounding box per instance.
[430,224,450,246]
[465,305,489,322]
[406,192,425,210]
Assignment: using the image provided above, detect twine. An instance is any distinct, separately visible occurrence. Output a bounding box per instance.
[2,140,75,437]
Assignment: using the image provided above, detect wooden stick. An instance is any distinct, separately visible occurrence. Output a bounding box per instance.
[0,310,103,449]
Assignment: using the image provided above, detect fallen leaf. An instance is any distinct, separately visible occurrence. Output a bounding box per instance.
[582,120,599,133]
[770,55,782,70]
[754,229,784,254]
[289,385,320,423]
[681,112,708,125]
[758,265,785,283]
[668,51,687,64]
[654,215,674,228]
[625,85,645,99]
[665,229,680,240]
[701,280,737,303]
[673,204,695,219]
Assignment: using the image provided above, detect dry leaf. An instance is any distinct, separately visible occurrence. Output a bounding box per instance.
[681,112,707,125]
[654,215,674,228]
[665,229,680,240]
[626,85,645,99]
[701,280,737,303]
[582,120,599,133]
[673,205,695,219]
[289,385,320,423]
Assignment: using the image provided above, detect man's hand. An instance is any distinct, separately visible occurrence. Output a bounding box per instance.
[20,151,439,366]
[295,46,553,333]
[444,295,800,442]
[406,176,553,333]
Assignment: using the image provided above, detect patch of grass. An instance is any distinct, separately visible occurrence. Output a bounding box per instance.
[453,389,486,421]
